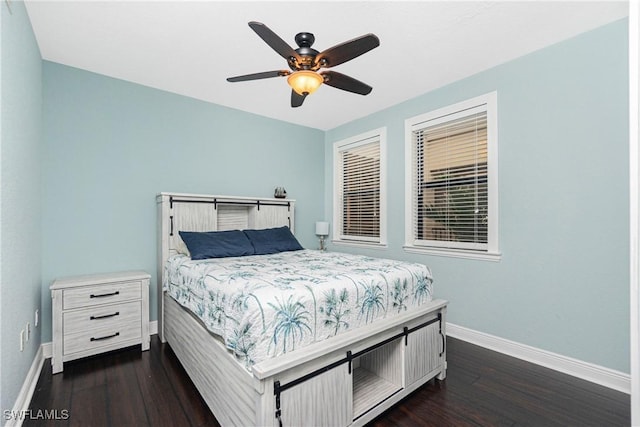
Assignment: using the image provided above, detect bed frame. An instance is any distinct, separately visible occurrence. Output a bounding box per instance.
[157,192,448,426]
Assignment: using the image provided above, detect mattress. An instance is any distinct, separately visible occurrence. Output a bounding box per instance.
[163,249,433,370]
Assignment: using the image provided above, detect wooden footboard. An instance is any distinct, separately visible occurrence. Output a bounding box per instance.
[164,292,447,427]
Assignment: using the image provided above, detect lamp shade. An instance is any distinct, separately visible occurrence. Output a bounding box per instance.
[315,221,329,236]
[287,71,324,95]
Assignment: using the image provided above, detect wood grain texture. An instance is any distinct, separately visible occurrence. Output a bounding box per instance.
[157,197,170,343]
[63,300,141,335]
[62,281,141,310]
[50,271,151,288]
[141,278,150,351]
[169,199,218,254]
[217,204,250,230]
[51,288,64,374]
[50,272,150,373]
[405,322,442,386]
[281,364,352,426]
[63,321,141,355]
[250,204,293,231]
[164,294,259,426]
[359,338,403,386]
[352,367,401,419]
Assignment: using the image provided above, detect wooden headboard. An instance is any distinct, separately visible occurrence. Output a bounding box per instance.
[156,192,296,341]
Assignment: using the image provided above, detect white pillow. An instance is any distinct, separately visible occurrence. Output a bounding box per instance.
[174,236,191,257]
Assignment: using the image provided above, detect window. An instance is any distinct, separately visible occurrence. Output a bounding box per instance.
[333,128,387,247]
[405,92,499,260]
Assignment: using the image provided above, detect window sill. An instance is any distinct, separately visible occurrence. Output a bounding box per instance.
[332,240,388,250]
[403,245,502,262]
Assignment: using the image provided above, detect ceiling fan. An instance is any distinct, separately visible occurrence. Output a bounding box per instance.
[226,22,380,108]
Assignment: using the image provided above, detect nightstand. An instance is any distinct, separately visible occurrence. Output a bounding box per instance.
[50,270,150,374]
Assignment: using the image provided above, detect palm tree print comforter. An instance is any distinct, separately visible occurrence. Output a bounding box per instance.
[164,249,433,370]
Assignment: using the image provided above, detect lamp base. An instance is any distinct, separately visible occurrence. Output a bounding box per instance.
[319,236,327,251]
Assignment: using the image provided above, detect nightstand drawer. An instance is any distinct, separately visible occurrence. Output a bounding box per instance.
[63,281,141,310]
[63,321,142,355]
[63,301,142,335]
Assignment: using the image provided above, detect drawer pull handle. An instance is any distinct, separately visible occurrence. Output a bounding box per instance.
[90,312,120,320]
[90,291,120,299]
[90,332,120,342]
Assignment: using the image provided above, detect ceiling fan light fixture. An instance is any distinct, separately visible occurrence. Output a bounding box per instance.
[227,22,379,107]
[287,70,323,95]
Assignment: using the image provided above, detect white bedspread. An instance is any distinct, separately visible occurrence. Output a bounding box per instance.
[164,249,433,369]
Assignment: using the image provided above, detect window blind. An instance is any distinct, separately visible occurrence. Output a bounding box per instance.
[337,138,381,241]
[412,110,488,250]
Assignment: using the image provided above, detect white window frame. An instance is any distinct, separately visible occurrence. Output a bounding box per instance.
[404,92,500,261]
[333,127,387,248]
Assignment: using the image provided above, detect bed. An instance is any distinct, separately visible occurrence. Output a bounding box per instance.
[157,192,448,427]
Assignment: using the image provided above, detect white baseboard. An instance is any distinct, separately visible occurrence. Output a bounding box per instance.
[5,345,46,427]
[150,320,158,336]
[447,323,631,394]
[42,342,52,359]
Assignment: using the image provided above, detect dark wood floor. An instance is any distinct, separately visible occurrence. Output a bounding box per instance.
[26,336,629,426]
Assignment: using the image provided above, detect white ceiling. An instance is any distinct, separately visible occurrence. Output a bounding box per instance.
[25,1,628,130]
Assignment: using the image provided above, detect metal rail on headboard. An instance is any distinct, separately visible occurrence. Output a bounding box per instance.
[169,196,291,211]
[167,197,293,236]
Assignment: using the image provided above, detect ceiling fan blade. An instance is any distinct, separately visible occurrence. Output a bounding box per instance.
[320,71,372,95]
[315,34,379,68]
[227,70,289,82]
[248,21,302,63]
[291,90,307,108]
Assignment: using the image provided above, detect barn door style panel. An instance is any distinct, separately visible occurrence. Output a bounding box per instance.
[279,364,352,427]
[252,204,293,231]
[171,199,218,231]
[169,199,218,252]
[404,321,443,386]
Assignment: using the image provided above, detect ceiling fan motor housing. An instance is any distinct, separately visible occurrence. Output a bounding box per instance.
[292,32,319,70]
[295,32,315,48]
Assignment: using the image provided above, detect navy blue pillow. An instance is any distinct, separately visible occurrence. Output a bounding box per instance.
[243,226,303,255]
[179,230,255,260]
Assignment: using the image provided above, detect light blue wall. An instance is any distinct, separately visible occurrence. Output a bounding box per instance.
[325,19,629,372]
[1,0,43,415]
[41,62,324,341]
